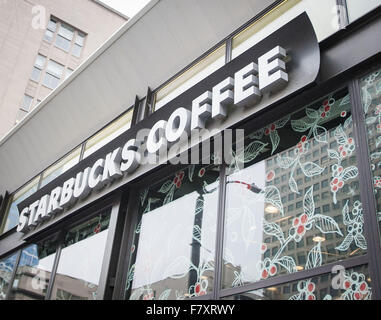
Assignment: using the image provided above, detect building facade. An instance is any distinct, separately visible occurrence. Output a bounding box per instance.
[0,0,127,138]
[0,0,381,300]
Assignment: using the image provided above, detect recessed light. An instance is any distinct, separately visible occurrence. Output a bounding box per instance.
[313,236,326,242]
[265,205,279,214]
[295,265,304,271]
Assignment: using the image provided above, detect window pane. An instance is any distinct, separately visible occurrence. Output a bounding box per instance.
[0,177,39,234]
[223,265,371,300]
[0,253,18,300]
[346,0,381,23]
[35,55,46,69]
[154,44,226,111]
[43,29,54,43]
[83,109,133,159]
[40,147,81,188]
[30,67,41,82]
[47,19,57,32]
[55,35,71,52]
[222,89,365,289]
[8,240,58,300]
[124,164,220,300]
[58,23,74,40]
[50,210,111,300]
[75,32,85,46]
[46,60,64,78]
[43,73,60,89]
[20,95,33,112]
[360,68,381,244]
[232,0,339,59]
[72,44,82,58]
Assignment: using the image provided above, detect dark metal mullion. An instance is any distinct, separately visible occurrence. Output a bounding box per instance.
[336,0,350,29]
[213,164,227,300]
[113,189,140,300]
[0,191,10,233]
[349,79,381,300]
[225,38,232,64]
[79,141,86,161]
[96,195,122,300]
[218,254,369,298]
[45,234,64,300]
[4,250,22,300]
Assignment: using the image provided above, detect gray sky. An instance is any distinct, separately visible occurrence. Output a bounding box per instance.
[100,0,151,18]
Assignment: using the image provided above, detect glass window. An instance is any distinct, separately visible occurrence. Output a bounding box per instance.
[43,18,57,43]
[360,68,381,243]
[0,253,18,300]
[50,210,111,300]
[30,54,46,82]
[72,44,82,58]
[20,95,33,112]
[55,23,74,52]
[346,0,381,23]
[222,89,365,289]
[83,109,133,159]
[58,23,74,41]
[8,239,58,300]
[55,35,71,52]
[42,73,60,89]
[40,147,81,188]
[124,164,220,300]
[154,44,226,111]
[231,0,339,59]
[0,177,40,234]
[43,60,64,89]
[223,265,371,300]
[46,60,64,78]
[75,32,85,46]
[72,32,85,58]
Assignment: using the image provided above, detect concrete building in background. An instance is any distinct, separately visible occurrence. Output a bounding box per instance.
[0,0,127,139]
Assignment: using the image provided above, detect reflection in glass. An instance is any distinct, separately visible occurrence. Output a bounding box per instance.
[40,147,81,188]
[346,0,381,23]
[0,253,18,300]
[50,210,111,300]
[232,0,339,59]
[125,165,220,300]
[223,265,371,300]
[0,177,40,234]
[154,44,226,111]
[83,109,133,159]
[223,89,365,289]
[8,240,58,300]
[360,68,381,243]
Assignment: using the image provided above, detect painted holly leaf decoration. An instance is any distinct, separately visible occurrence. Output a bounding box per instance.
[303,186,315,218]
[301,161,325,177]
[311,214,343,236]
[243,141,268,162]
[276,256,297,274]
[159,181,174,194]
[263,220,285,244]
[262,186,284,216]
[270,130,280,155]
[305,242,322,270]
[158,289,171,300]
[289,175,299,194]
[192,225,202,244]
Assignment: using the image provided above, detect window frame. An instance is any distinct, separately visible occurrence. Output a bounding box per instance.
[115,60,381,300]
[0,195,122,300]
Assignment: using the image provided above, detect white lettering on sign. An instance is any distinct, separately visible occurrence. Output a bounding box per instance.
[17,46,289,233]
